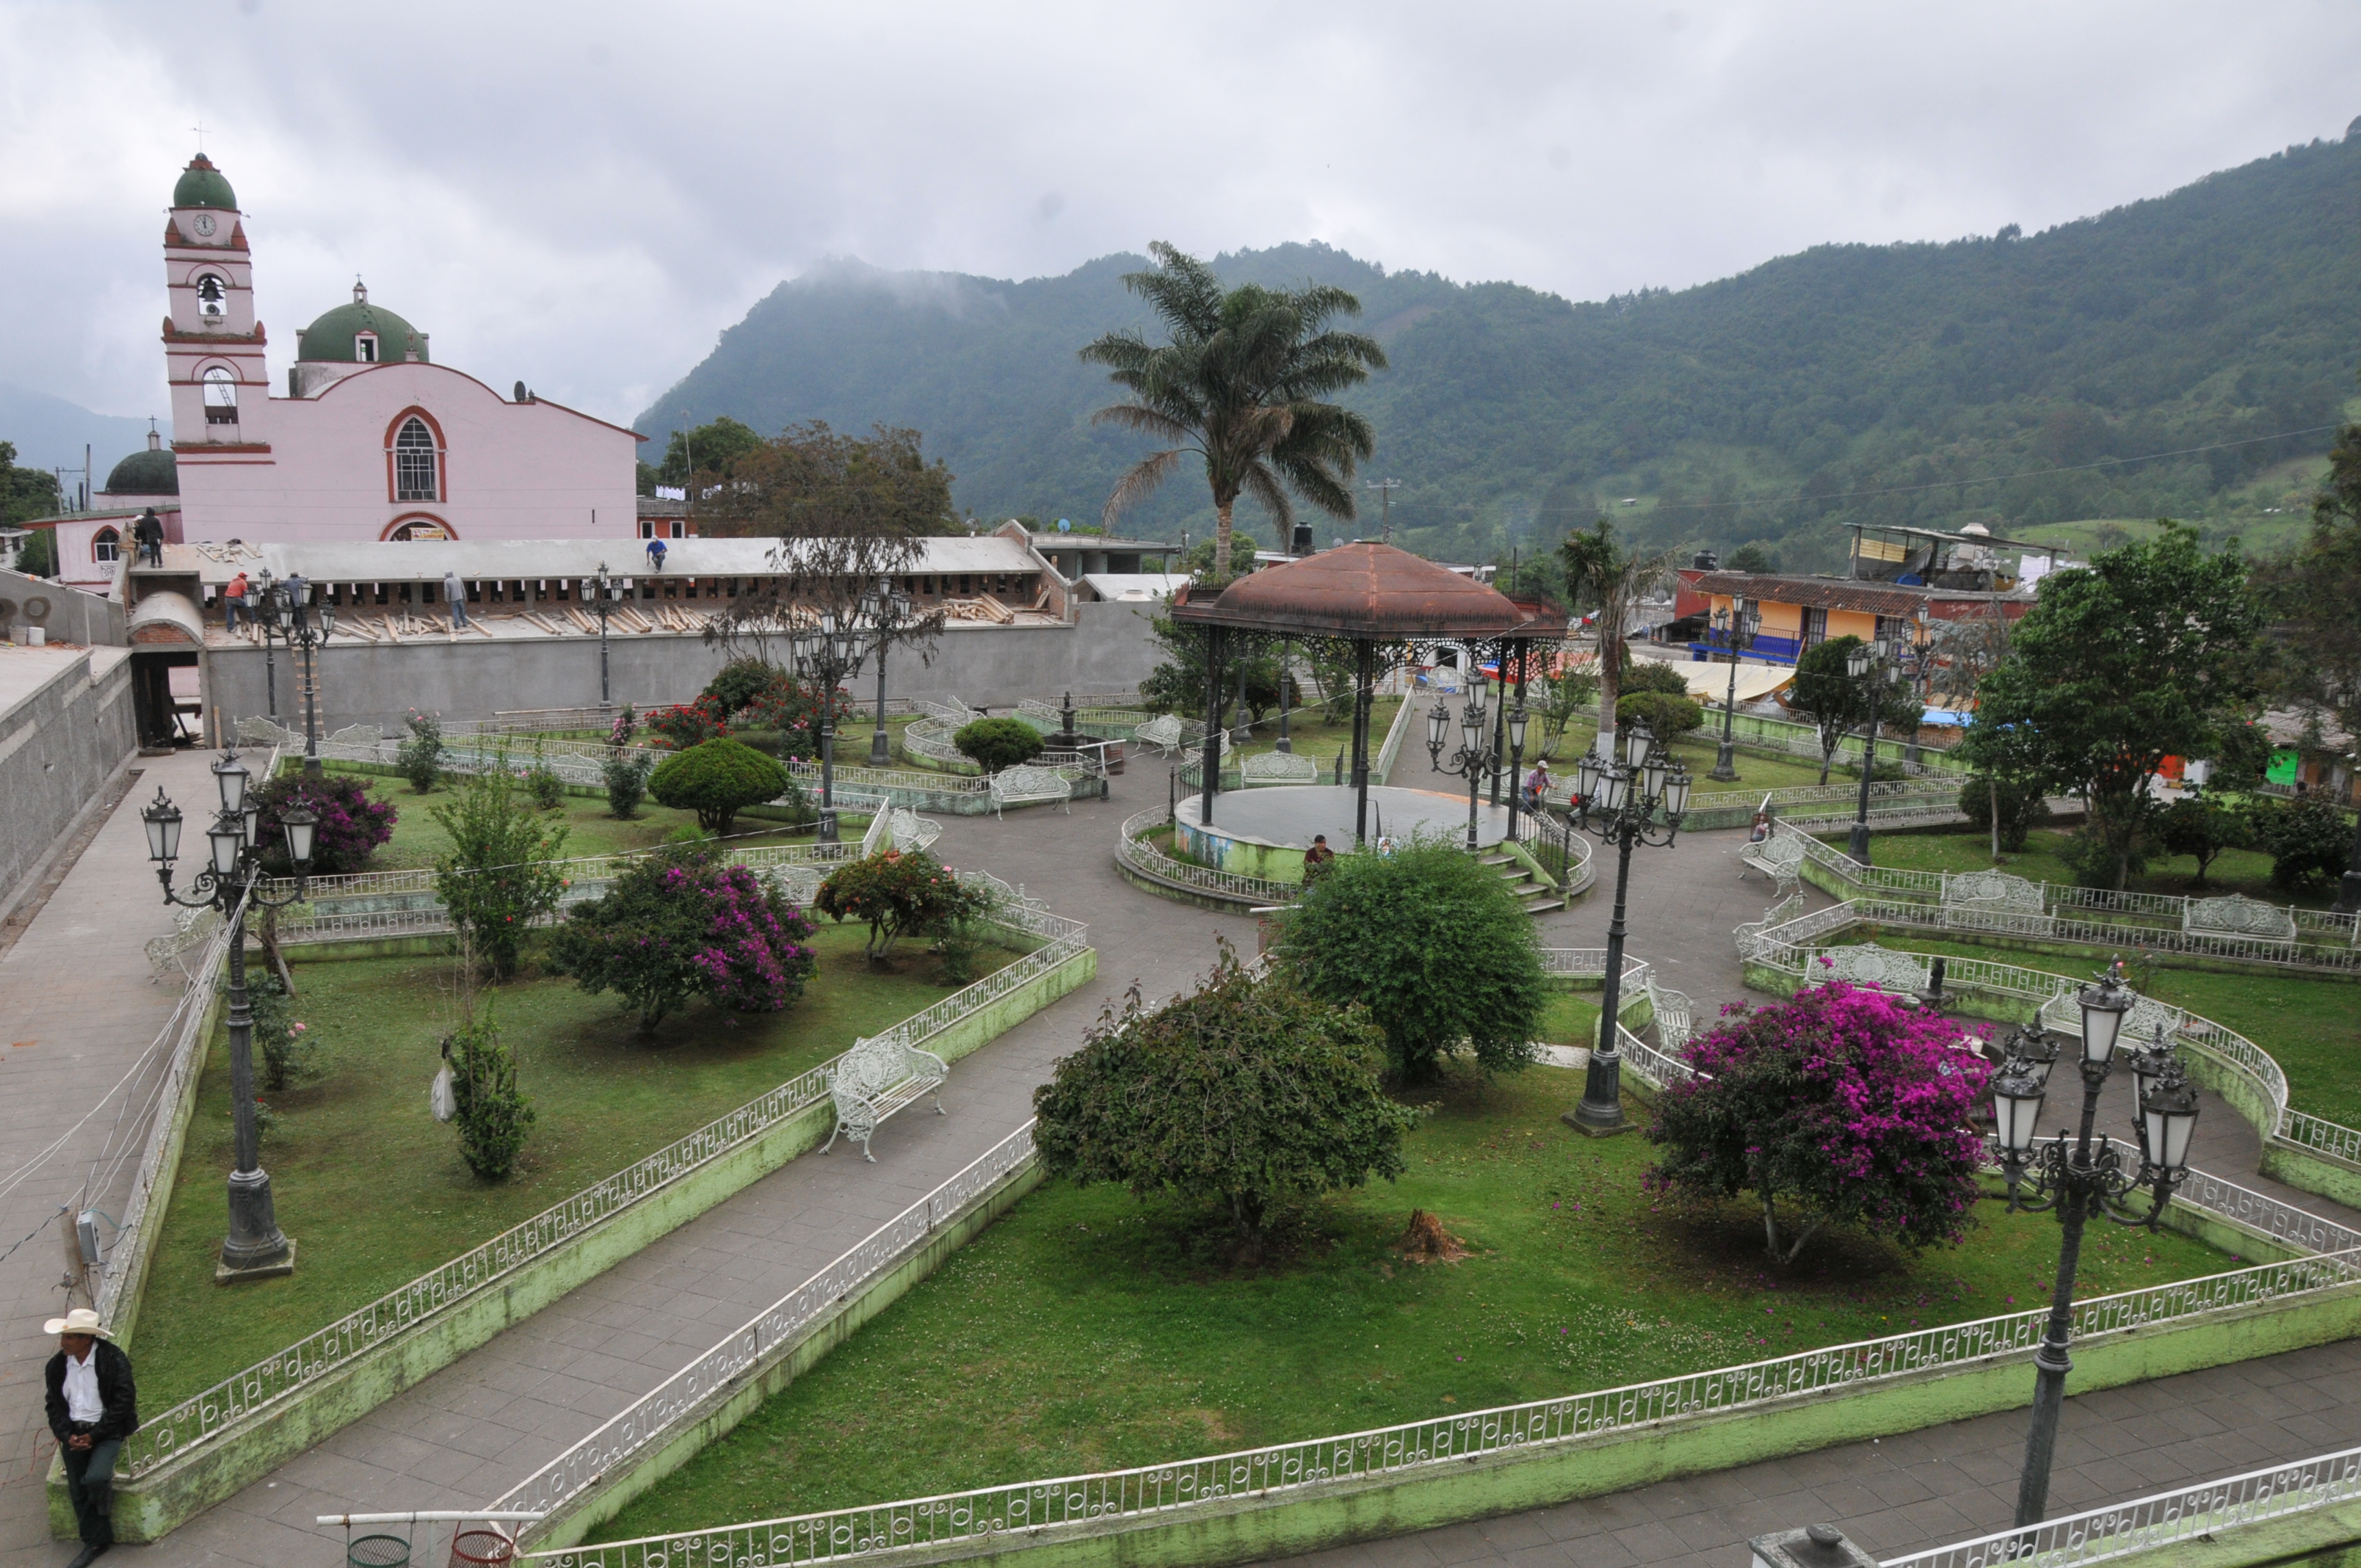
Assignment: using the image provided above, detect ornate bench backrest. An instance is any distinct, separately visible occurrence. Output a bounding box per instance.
[1943,869,2046,915]
[1751,833,1805,869]
[833,1035,914,1101]
[2038,988,2184,1044]
[993,764,1070,799]
[2184,893,2298,942]
[1812,942,1929,995]
[1135,714,1185,749]
[1241,750,1319,784]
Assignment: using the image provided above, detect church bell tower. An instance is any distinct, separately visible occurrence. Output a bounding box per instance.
[163,153,269,449]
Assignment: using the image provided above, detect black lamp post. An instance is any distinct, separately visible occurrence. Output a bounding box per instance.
[1990,965,2200,1531]
[1844,636,1904,863]
[1565,721,1691,1136]
[142,755,319,1281]
[1426,659,1527,854]
[269,578,336,775]
[253,567,280,722]
[591,562,617,706]
[1709,598,1760,783]
[863,581,912,766]
[789,613,866,843]
[2334,749,2361,915]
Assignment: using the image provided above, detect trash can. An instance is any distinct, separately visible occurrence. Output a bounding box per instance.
[348,1536,411,1567]
[449,1529,515,1567]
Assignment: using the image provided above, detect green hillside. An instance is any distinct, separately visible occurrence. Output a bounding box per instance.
[641,130,2361,568]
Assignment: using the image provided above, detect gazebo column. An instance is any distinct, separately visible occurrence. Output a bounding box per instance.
[1352,636,1374,846]
[1199,623,1225,826]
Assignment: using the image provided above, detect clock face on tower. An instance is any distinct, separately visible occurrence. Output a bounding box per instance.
[193,214,217,237]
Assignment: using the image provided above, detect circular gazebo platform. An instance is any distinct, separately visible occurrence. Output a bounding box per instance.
[1175,784,1509,880]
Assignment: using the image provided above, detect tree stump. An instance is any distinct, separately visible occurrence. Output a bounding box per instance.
[1396,1209,1468,1264]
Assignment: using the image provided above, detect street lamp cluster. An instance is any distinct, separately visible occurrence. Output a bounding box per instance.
[1564,721,1691,1136]
[1843,634,1910,863]
[1988,963,2201,1529]
[249,570,338,775]
[140,754,319,1281]
[1425,664,1529,852]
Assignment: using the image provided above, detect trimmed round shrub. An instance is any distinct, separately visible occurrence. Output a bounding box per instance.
[703,657,781,716]
[954,716,1046,773]
[648,737,791,836]
[1615,689,1705,737]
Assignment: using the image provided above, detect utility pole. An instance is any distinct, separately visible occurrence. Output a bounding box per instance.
[1366,478,1401,542]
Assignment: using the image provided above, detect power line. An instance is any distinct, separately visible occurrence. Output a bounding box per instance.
[1369,422,2343,523]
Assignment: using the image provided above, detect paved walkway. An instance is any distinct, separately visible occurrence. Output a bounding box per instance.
[0,749,220,1567]
[5,747,2354,1567]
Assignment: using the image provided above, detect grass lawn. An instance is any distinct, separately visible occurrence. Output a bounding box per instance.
[132,923,1019,1410]
[603,1067,2230,1536]
[1537,991,1601,1047]
[1865,827,2340,910]
[1217,697,1404,769]
[323,763,827,869]
[1859,934,2361,1131]
[1536,716,1854,796]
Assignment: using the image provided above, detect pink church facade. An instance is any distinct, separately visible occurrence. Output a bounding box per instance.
[43,154,642,585]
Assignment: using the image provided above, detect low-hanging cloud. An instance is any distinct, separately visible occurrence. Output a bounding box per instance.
[1,0,2354,429]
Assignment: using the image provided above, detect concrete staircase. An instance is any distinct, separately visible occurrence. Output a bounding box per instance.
[1476,846,1566,916]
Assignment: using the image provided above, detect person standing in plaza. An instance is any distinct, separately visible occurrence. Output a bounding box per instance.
[43,1307,137,1567]
[444,569,470,629]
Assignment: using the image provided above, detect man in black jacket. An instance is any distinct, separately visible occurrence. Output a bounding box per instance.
[43,1307,137,1567]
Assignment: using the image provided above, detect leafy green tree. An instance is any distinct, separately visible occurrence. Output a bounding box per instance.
[1529,658,1600,761]
[813,847,987,960]
[0,440,62,529]
[1790,636,1874,785]
[1956,774,2052,854]
[431,767,570,979]
[1726,542,1778,574]
[953,716,1045,773]
[1970,522,2263,889]
[1562,520,1678,758]
[648,737,790,835]
[657,415,766,487]
[1277,838,1545,1083]
[2259,414,2361,735]
[700,420,957,538]
[1616,690,1703,737]
[603,749,654,819]
[444,1005,534,1180]
[548,848,817,1032]
[1619,659,1694,698]
[395,710,444,793]
[703,656,783,716]
[2156,794,2251,888]
[2252,796,2355,890]
[1032,943,1414,1250]
[1081,242,1386,578]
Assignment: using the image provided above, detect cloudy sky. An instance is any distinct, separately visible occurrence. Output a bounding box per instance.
[4,0,2355,433]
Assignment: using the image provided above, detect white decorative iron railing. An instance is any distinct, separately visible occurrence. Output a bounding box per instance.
[1879,1444,2361,1568]
[114,880,1087,1484]
[493,1124,1041,1530]
[523,1246,2361,1568]
[1117,808,1301,905]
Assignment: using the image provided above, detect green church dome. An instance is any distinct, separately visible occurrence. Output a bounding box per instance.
[105,447,178,496]
[297,283,429,365]
[173,154,236,211]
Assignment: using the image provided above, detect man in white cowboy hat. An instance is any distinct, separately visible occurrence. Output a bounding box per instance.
[43,1307,137,1566]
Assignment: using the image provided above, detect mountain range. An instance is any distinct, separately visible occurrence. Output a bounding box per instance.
[640,126,2361,570]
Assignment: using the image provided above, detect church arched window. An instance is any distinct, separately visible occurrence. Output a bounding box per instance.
[196,274,227,319]
[394,416,440,501]
[355,332,379,364]
[203,367,238,425]
[93,528,121,564]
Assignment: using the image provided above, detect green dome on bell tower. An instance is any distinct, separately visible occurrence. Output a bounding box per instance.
[173,153,236,211]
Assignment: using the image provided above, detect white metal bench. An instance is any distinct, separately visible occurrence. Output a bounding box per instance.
[1239,750,1320,786]
[1940,868,2055,937]
[1812,942,1930,996]
[919,698,982,727]
[1134,714,1186,757]
[2038,988,2183,1048]
[1733,891,1804,962]
[1644,976,1694,1054]
[2183,893,2299,949]
[989,763,1073,817]
[822,1033,950,1161]
[1740,832,1805,898]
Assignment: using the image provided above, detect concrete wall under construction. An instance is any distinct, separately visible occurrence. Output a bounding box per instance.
[194,598,1168,736]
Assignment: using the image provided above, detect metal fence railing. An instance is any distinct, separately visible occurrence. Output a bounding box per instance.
[1879,1444,2361,1568]
[493,1124,1041,1534]
[1117,808,1301,906]
[114,882,1088,1487]
[523,1244,2361,1568]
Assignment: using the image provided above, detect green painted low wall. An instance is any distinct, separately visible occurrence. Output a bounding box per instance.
[84,941,1096,1543]
[533,1160,1048,1550]
[762,1277,2361,1568]
[2088,1499,2361,1568]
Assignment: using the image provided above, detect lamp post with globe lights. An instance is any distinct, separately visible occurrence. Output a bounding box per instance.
[141,754,319,1281]
[1425,660,1528,854]
[788,612,868,843]
[590,562,619,706]
[1987,963,2200,1531]
[1843,636,1906,863]
[1708,598,1760,783]
[1564,721,1691,1135]
[266,577,336,774]
[862,580,914,766]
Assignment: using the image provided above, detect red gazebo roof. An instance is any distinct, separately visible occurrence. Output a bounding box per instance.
[1169,543,1557,639]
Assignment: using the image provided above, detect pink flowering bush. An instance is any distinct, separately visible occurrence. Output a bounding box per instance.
[1644,979,1991,1265]
[548,848,816,1033]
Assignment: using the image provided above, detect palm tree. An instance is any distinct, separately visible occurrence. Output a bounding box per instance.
[1080,244,1387,579]
[1561,518,1680,760]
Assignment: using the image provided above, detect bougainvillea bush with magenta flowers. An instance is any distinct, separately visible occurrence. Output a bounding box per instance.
[548,847,817,1033]
[1644,977,1991,1265]
[253,772,397,875]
